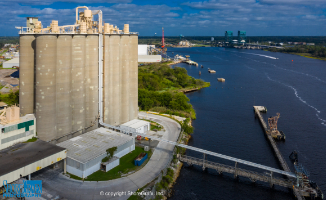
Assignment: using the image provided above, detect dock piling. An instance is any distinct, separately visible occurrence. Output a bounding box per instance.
[270,172,274,188]
[234,162,238,179]
[203,153,206,171]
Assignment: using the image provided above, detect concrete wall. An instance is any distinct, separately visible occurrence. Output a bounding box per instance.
[104,158,119,172]
[138,55,161,63]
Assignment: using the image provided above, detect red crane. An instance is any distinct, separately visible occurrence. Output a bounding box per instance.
[161,27,165,48]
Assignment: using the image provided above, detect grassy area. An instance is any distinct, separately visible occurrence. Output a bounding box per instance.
[67,172,83,181]
[193,44,211,47]
[69,147,152,181]
[23,137,37,143]
[0,49,8,56]
[292,53,326,61]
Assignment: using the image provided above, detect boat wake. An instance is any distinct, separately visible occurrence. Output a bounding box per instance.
[270,64,326,84]
[266,73,326,127]
[239,55,326,84]
[238,52,278,59]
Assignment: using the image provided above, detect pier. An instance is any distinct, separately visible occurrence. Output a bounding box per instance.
[254,106,291,173]
[183,60,198,66]
[254,106,306,200]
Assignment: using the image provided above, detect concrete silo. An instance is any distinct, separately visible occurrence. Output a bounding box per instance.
[104,34,121,126]
[120,35,130,124]
[19,35,35,115]
[35,35,57,142]
[85,35,99,130]
[129,35,138,120]
[71,35,86,133]
[56,35,72,138]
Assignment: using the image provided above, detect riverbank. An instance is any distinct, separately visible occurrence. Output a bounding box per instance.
[265,46,326,61]
[288,52,326,61]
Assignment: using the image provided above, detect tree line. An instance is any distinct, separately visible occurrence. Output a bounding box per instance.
[268,45,326,58]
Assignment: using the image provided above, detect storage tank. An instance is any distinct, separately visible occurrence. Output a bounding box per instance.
[19,35,35,115]
[85,35,99,129]
[129,35,138,120]
[71,35,86,133]
[35,35,57,141]
[56,35,72,138]
[120,35,129,124]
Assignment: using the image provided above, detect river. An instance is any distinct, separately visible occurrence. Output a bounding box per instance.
[166,47,326,200]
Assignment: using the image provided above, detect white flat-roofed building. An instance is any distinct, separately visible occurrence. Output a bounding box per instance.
[120,119,150,135]
[138,55,162,62]
[138,44,148,55]
[57,127,135,178]
[3,57,19,68]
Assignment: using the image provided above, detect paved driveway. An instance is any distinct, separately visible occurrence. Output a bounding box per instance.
[32,113,181,200]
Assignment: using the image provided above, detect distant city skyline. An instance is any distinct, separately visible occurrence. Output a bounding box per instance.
[1,0,325,36]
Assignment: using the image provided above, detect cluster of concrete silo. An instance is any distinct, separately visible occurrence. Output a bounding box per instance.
[19,33,138,142]
[18,7,138,142]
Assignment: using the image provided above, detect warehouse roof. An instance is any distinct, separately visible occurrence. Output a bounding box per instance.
[57,128,133,164]
[120,119,150,129]
[0,140,66,176]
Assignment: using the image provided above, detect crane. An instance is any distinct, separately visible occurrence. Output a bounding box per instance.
[161,27,165,48]
[268,113,280,134]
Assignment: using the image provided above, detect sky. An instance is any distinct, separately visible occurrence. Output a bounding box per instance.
[1,0,325,36]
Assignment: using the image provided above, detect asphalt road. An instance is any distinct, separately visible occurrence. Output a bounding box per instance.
[32,113,181,200]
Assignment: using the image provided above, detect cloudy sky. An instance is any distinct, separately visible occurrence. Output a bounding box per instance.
[1,0,325,36]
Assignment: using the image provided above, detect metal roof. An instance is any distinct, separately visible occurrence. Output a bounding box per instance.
[0,140,66,176]
[57,128,133,164]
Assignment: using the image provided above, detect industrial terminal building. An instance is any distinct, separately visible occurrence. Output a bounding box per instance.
[18,7,139,143]
[57,127,135,178]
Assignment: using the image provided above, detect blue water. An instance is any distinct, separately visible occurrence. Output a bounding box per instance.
[166,47,326,200]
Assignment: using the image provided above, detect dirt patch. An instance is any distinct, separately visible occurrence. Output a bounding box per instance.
[0,69,19,86]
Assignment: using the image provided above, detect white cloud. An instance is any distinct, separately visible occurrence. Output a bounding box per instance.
[0,0,325,36]
[10,0,132,5]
